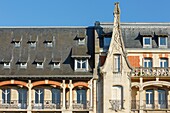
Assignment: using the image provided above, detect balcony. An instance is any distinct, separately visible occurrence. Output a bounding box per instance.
[131,67,170,77]
[131,100,170,110]
[0,100,27,109]
[32,100,62,109]
[109,100,123,111]
[72,100,91,110]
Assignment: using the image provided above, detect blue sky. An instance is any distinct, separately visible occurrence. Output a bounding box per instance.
[0,0,170,26]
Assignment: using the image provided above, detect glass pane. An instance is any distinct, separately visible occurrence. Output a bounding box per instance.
[52,88,61,104]
[82,61,86,69]
[164,62,168,68]
[158,90,166,104]
[77,62,81,68]
[145,38,150,45]
[160,37,166,45]
[146,93,149,104]
[160,62,163,67]
[18,89,27,103]
[104,37,111,49]
[77,89,86,104]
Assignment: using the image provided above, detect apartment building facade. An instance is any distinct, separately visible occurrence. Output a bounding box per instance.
[95,2,170,113]
[0,27,97,113]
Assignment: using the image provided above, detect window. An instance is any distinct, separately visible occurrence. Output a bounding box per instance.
[18,88,27,109]
[111,86,123,110]
[53,62,60,68]
[74,59,88,71]
[146,89,154,108]
[52,88,61,105]
[144,58,152,68]
[4,62,10,69]
[20,62,27,69]
[104,37,111,49]
[36,62,43,68]
[158,89,166,108]
[114,55,121,72]
[14,41,21,47]
[76,89,86,104]
[2,89,10,104]
[78,38,85,45]
[30,42,36,48]
[160,58,168,68]
[46,41,53,47]
[143,37,152,48]
[35,89,44,104]
[159,37,167,47]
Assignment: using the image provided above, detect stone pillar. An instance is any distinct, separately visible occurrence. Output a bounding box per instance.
[139,77,143,113]
[89,80,93,108]
[154,88,158,109]
[93,79,97,113]
[62,80,66,109]
[27,80,32,113]
[69,80,73,109]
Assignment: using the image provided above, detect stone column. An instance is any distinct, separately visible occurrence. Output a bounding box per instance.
[89,80,93,108]
[69,80,73,109]
[27,80,32,113]
[62,80,66,109]
[139,77,143,113]
[93,79,97,113]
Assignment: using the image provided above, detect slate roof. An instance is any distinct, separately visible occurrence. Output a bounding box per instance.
[0,27,94,78]
[97,22,170,49]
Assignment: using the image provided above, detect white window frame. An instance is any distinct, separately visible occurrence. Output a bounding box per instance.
[143,37,152,48]
[114,55,121,72]
[53,62,60,68]
[30,42,36,48]
[159,37,167,48]
[74,59,88,72]
[46,42,53,47]
[4,62,10,69]
[78,38,85,45]
[20,62,27,69]
[14,41,21,48]
[36,62,43,68]
[143,58,152,68]
[160,58,168,68]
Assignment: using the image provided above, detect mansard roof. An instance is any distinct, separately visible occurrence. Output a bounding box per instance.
[0,27,94,78]
[97,22,170,49]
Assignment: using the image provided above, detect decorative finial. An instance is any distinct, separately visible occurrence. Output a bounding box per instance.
[114,2,120,14]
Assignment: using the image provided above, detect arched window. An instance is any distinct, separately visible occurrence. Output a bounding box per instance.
[76,89,87,104]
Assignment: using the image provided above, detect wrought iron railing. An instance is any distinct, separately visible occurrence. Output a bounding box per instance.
[72,100,91,110]
[32,100,62,109]
[0,100,27,109]
[109,100,123,111]
[131,100,170,110]
[131,67,170,77]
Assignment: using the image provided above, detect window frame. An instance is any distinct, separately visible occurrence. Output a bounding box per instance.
[74,58,88,72]
[143,37,152,48]
[4,62,11,69]
[143,58,152,68]
[159,37,167,48]
[36,62,44,69]
[20,62,27,69]
[113,54,121,73]
[78,38,85,45]
[160,58,168,68]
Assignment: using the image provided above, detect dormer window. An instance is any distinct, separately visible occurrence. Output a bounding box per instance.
[36,62,43,68]
[20,62,27,69]
[14,41,21,48]
[78,38,85,45]
[74,59,88,72]
[159,37,167,48]
[4,62,10,69]
[143,37,152,48]
[53,62,60,68]
[44,40,53,47]
[28,41,36,48]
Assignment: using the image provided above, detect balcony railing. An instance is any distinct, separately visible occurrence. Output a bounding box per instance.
[131,67,170,77]
[72,100,91,110]
[131,100,170,110]
[0,100,27,109]
[109,100,123,111]
[32,100,62,109]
